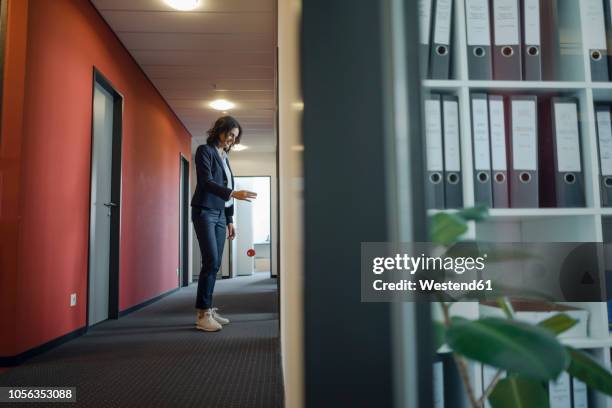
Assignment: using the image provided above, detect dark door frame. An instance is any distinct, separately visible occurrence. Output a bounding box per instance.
[86,68,123,327]
[179,154,190,287]
[233,175,273,277]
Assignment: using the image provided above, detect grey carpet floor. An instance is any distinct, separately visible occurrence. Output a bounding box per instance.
[0,273,284,408]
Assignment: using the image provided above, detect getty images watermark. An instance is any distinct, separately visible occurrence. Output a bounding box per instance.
[360,242,609,302]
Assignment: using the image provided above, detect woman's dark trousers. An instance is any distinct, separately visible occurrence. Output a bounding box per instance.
[192,207,226,309]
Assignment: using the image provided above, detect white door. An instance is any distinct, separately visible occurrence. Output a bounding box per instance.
[88,82,114,325]
[235,178,255,276]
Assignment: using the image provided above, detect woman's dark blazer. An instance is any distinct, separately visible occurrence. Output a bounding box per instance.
[190,143,235,224]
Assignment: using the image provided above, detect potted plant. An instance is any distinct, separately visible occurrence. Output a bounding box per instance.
[431,207,612,407]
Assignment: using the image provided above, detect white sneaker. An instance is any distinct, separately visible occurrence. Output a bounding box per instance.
[196,310,222,332]
[195,310,204,325]
[211,308,230,325]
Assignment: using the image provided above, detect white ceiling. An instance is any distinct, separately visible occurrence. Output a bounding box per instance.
[91,0,277,153]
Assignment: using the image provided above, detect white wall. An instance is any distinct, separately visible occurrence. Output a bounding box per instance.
[278,0,304,406]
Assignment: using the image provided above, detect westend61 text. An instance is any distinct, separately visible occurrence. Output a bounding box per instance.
[373,279,493,292]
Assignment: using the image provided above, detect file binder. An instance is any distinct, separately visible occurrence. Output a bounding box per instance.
[538,97,555,207]
[433,361,444,408]
[425,95,445,208]
[605,0,612,82]
[603,220,612,333]
[492,0,522,80]
[465,0,492,79]
[488,95,509,207]
[596,105,612,206]
[540,0,561,80]
[550,97,585,207]
[429,0,453,79]
[471,93,493,207]
[509,96,538,207]
[442,95,463,208]
[583,0,610,81]
[571,377,588,408]
[419,0,433,77]
[521,0,542,80]
[541,0,582,81]
[549,372,571,408]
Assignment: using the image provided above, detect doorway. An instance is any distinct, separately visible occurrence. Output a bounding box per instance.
[179,155,190,287]
[88,69,123,326]
[233,176,272,277]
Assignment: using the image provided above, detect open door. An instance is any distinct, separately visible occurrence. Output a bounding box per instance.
[234,176,272,277]
[88,69,122,326]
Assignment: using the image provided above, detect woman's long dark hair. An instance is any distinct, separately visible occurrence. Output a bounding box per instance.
[206,116,242,151]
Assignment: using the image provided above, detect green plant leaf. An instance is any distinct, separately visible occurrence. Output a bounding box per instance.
[537,314,578,336]
[455,205,489,221]
[433,321,446,350]
[446,317,569,380]
[430,212,468,245]
[488,377,548,408]
[566,347,612,396]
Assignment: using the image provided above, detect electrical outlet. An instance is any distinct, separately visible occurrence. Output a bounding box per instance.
[70,293,77,307]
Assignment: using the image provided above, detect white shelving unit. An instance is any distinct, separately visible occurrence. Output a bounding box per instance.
[426,1,612,407]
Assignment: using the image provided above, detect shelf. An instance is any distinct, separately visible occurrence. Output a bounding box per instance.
[423,80,595,91]
[467,80,587,91]
[426,204,612,222]
[437,337,612,354]
[420,0,612,405]
[422,80,463,91]
[561,337,612,349]
[591,82,612,90]
[487,208,597,219]
[427,208,598,219]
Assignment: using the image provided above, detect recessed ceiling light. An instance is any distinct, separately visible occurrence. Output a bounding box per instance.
[232,144,248,152]
[165,0,200,11]
[209,99,235,111]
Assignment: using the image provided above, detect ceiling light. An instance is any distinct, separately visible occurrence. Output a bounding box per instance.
[209,99,235,111]
[165,0,200,11]
[232,144,248,152]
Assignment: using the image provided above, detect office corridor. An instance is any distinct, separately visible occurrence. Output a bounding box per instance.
[0,274,283,407]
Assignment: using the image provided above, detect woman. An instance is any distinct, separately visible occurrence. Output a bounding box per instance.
[191,116,257,332]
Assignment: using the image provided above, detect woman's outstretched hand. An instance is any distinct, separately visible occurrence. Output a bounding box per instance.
[227,223,236,240]
[231,190,257,202]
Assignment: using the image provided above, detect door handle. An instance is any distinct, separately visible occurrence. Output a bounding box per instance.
[103,202,118,207]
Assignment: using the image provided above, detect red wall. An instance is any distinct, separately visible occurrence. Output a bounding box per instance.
[0,0,192,358]
[0,0,29,359]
